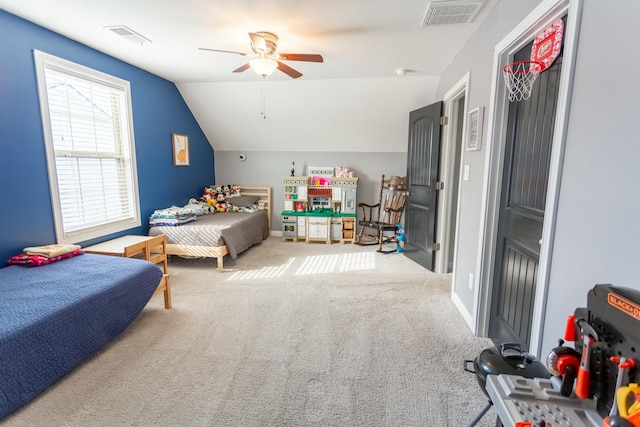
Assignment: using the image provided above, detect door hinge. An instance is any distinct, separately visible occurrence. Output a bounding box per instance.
[440,116,448,126]
[432,242,441,251]
[436,181,444,191]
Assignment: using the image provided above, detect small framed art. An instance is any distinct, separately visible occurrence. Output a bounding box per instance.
[172,133,189,166]
[466,107,484,151]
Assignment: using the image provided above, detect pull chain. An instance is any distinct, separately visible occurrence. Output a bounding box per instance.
[260,77,267,119]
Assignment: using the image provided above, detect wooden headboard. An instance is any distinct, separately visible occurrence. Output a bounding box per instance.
[226,185,271,232]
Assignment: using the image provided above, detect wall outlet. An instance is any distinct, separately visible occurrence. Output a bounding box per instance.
[468,273,474,290]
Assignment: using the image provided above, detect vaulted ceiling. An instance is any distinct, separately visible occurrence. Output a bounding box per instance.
[0,0,498,83]
[1,0,500,152]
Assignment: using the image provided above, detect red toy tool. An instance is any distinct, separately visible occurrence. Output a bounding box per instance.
[576,320,599,399]
[564,314,576,342]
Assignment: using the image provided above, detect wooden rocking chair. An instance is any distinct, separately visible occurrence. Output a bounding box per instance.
[355,175,408,253]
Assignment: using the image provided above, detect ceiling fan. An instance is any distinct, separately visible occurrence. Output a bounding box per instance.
[199,32,323,79]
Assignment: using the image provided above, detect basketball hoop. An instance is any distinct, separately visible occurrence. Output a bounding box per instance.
[503,61,542,102]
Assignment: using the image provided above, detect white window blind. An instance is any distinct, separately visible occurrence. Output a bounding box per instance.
[34,51,141,244]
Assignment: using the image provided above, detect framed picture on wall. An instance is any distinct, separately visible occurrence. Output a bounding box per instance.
[466,107,484,151]
[172,133,189,166]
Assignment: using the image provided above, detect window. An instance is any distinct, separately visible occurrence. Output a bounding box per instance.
[34,50,140,244]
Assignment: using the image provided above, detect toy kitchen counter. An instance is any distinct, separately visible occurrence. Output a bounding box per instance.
[282,174,358,244]
[281,209,356,244]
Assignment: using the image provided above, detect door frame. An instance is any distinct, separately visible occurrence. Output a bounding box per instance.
[475,0,583,357]
[435,73,469,276]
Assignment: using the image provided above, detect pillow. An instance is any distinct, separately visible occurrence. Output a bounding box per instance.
[7,249,83,267]
[226,195,260,207]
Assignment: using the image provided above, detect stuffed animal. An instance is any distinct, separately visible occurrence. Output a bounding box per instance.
[396,226,405,253]
[215,201,228,212]
[202,187,215,204]
[221,184,232,198]
[209,191,225,212]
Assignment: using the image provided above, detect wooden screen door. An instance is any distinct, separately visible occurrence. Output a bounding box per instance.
[489,38,564,349]
[404,102,443,271]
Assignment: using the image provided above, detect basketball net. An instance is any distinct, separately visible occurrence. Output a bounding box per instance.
[503,61,542,102]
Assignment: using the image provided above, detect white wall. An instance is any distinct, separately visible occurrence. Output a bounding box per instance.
[177,76,439,152]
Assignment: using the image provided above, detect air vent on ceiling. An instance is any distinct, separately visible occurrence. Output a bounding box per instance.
[422,1,484,26]
[105,25,152,45]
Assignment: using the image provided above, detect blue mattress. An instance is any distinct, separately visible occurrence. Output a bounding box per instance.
[0,253,162,419]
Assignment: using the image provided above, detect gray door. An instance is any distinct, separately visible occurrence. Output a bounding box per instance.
[489,39,563,349]
[404,102,442,271]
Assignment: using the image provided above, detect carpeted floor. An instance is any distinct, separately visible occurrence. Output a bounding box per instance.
[2,237,497,426]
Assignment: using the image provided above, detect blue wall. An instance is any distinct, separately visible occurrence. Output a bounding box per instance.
[0,9,215,263]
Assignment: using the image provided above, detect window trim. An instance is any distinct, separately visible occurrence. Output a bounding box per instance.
[34,50,141,244]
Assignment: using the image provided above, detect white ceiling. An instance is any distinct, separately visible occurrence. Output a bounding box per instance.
[0,0,498,83]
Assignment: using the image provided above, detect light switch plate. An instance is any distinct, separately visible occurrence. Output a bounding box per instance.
[463,164,470,181]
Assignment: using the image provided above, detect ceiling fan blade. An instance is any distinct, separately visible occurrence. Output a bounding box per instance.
[198,47,247,56]
[277,61,303,79]
[232,63,251,73]
[278,53,324,63]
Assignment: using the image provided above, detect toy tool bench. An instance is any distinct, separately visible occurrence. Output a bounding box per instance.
[486,284,640,427]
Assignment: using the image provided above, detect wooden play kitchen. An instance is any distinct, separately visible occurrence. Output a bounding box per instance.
[281,167,357,244]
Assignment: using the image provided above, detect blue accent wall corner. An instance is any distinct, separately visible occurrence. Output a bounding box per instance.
[0,9,215,263]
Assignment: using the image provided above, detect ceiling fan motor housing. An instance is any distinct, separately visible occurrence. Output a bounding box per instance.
[251,32,278,54]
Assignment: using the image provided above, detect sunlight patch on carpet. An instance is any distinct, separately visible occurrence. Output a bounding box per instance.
[295,252,375,275]
[226,257,296,280]
[225,252,376,280]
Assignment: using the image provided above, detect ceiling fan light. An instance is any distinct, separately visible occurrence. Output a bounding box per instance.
[249,58,278,77]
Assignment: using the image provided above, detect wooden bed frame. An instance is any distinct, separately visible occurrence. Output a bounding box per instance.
[163,185,271,272]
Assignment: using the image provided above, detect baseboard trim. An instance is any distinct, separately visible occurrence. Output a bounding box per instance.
[452,291,475,333]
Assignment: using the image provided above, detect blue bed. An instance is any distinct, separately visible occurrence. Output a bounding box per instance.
[0,253,162,419]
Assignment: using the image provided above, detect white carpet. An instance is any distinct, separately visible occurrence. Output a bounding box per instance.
[2,237,497,426]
